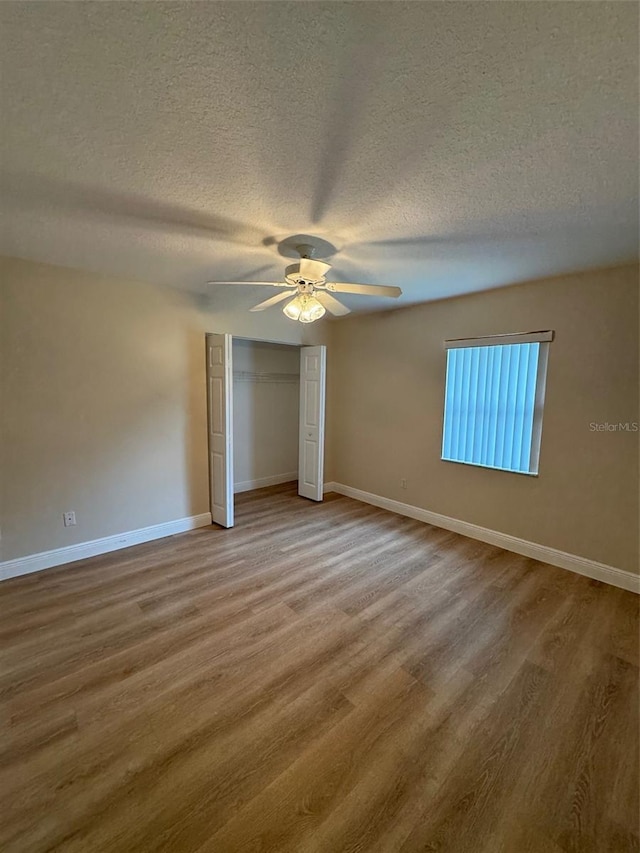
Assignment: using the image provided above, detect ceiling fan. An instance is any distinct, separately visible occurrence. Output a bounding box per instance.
[207,243,402,323]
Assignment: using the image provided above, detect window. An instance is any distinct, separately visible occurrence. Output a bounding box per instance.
[441,331,553,475]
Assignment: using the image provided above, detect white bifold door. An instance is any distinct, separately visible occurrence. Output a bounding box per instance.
[298,346,326,501]
[206,333,234,527]
[206,337,326,527]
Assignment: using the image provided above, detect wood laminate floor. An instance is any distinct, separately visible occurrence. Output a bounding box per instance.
[1,484,638,853]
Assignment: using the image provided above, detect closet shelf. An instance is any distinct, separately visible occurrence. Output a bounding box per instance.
[233,370,299,384]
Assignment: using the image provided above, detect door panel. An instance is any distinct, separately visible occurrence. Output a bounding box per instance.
[298,346,326,501]
[206,333,234,527]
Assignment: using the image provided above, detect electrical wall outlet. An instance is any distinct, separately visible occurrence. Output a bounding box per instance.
[400,478,407,489]
[63,511,77,527]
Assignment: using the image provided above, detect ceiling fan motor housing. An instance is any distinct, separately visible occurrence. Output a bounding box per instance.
[285,264,325,288]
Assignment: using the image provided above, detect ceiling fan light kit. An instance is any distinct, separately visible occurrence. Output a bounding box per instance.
[283,292,326,323]
[207,239,402,323]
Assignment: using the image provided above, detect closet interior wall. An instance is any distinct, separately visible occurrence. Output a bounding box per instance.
[232,339,300,493]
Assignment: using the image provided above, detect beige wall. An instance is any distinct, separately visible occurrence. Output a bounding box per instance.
[0,255,328,562]
[329,264,639,574]
[2,255,637,575]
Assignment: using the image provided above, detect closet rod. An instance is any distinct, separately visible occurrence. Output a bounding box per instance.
[233,370,299,384]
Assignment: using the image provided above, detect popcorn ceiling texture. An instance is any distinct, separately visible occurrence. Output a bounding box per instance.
[0,1,637,312]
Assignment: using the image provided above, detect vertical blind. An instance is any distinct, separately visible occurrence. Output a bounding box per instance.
[442,334,551,475]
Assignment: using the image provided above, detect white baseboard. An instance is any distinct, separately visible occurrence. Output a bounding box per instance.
[326,483,639,594]
[234,472,297,494]
[4,485,636,594]
[0,512,212,582]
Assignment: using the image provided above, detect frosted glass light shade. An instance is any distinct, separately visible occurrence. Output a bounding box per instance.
[283,295,303,320]
[283,294,326,323]
[299,297,325,323]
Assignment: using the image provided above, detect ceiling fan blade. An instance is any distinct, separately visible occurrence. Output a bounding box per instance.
[326,282,402,298]
[206,280,288,287]
[315,291,351,316]
[298,258,332,280]
[249,291,293,312]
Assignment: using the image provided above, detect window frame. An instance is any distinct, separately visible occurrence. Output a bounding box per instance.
[441,331,553,476]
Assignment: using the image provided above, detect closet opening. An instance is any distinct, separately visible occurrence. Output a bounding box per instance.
[232,338,300,501]
[205,333,326,529]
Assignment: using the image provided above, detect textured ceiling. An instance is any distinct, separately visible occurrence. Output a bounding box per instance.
[1,1,638,314]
